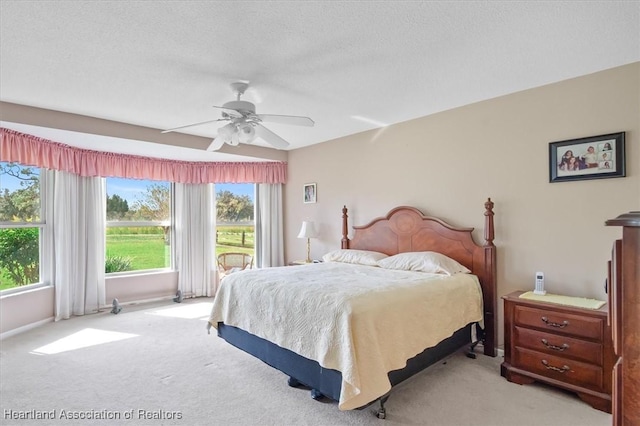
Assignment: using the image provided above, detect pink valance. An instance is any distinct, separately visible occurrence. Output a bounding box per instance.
[0,128,287,184]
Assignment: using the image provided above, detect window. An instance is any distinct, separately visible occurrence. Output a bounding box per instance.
[2,171,250,283]
[216,183,255,260]
[105,178,171,274]
[0,162,43,291]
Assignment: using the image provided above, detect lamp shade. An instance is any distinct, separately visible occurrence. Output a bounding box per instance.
[297,221,317,239]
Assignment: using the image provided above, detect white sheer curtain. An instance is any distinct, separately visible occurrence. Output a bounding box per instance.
[255,183,284,268]
[42,170,106,321]
[174,183,216,297]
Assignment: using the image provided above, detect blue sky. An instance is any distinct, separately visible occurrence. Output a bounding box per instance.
[216,182,255,201]
[0,165,40,193]
[105,178,254,204]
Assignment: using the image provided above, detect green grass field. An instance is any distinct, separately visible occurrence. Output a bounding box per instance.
[0,225,255,289]
[215,227,254,255]
[0,271,18,291]
[106,234,170,270]
[106,225,254,271]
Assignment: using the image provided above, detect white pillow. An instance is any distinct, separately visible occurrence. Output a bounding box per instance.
[322,249,388,266]
[377,251,471,275]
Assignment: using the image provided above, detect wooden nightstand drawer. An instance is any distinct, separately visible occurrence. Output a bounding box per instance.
[514,346,604,390]
[514,305,604,341]
[514,326,603,365]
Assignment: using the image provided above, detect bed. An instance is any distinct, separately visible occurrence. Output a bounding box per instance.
[208,199,497,418]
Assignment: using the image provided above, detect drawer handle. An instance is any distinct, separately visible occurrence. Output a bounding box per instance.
[541,360,571,373]
[541,339,569,352]
[541,316,569,328]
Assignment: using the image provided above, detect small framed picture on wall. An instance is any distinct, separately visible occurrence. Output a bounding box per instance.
[303,183,317,203]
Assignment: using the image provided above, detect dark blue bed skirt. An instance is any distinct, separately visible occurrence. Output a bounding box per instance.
[217,322,473,408]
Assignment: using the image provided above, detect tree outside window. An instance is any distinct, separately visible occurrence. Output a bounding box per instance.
[0,162,42,290]
[215,185,255,260]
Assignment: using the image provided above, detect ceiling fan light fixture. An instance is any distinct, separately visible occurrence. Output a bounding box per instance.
[229,131,240,146]
[238,123,256,143]
[217,122,235,141]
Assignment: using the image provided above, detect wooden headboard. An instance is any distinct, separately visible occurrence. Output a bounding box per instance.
[340,198,497,357]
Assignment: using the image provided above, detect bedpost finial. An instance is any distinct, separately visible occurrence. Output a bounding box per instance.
[484,198,494,214]
[341,205,349,249]
[483,198,495,245]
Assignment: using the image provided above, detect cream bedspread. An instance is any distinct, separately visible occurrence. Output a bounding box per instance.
[208,262,483,410]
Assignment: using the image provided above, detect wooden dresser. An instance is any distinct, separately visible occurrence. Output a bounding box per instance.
[501,291,614,413]
[606,211,640,425]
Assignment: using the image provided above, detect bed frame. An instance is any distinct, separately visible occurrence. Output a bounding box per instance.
[217,198,497,418]
[341,198,497,358]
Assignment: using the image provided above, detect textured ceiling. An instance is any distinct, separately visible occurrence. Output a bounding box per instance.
[1,1,639,160]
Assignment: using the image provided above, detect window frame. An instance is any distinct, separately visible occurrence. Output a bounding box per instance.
[0,163,48,294]
[104,179,174,275]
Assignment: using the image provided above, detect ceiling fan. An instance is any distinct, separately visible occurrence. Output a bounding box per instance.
[161,82,314,151]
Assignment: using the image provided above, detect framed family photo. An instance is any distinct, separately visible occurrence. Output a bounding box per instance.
[549,132,625,183]
[303,183,317,203]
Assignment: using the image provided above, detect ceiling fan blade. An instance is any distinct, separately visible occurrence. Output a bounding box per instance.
[161,118,227,133]
[256,114,315,127]
[254,124,290,149]
[207,138,226,151]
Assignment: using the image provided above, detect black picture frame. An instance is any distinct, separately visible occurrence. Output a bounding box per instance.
[549,132,625,183]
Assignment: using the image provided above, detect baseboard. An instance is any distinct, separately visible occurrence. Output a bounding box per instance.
[98,295,178,314]
[471,342,504,358]
[118,295,176,306]
[0,317,53,340]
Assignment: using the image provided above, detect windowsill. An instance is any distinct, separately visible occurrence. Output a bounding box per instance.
[1,269,175,296]
[0,283,52,298]
[106,268,173,278]
[0,270,174,296]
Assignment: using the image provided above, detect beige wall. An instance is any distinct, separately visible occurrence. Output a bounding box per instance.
[285,63,640,347]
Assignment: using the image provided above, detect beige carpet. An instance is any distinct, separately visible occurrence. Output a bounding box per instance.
[0,298,611,426]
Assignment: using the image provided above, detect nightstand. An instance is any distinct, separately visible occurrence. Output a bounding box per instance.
[501,291,615,413]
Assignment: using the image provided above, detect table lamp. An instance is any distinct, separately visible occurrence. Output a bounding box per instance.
[297,221,318,263]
